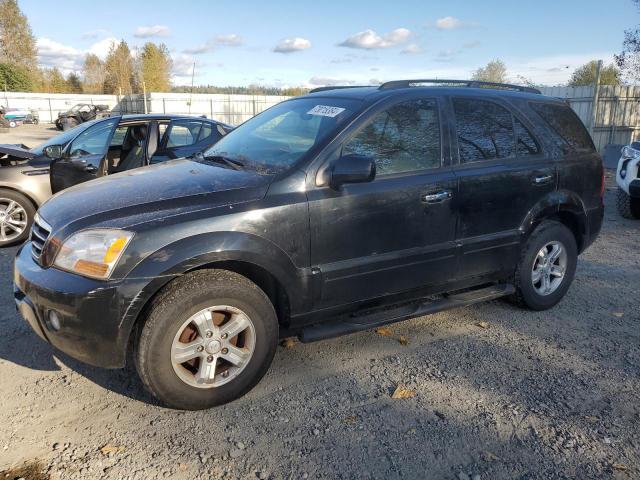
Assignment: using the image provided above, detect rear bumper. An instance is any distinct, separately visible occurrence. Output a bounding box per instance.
[13,243,138,368]
[582,203,604,252]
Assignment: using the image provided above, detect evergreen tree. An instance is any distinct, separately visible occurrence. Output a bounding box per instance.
[104,40,134,94]
[82,53,105,93]
[138,42,172,92]
[0,0,37,72]
[0,62,32,91]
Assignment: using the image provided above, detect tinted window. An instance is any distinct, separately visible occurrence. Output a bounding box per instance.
[197,122,221,144]
[166,120,202,148]
[68,118,117,158]
[515,118,540,156]
[453,98,514,163]
[530,103,594,153]
[344,98,441,175]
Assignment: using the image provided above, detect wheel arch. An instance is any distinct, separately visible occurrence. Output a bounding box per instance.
[521,190,588,252]
[0,183,41,209]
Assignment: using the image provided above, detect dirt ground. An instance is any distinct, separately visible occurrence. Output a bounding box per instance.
[0,124,638,480]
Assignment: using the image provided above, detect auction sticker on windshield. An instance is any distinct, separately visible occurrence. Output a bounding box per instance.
[307,105,346,117]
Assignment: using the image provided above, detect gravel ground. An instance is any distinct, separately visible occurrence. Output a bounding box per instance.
[0,125,638,479]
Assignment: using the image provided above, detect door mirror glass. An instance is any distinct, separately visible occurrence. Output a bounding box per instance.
[330,153,376,189]
[43,144,63,159]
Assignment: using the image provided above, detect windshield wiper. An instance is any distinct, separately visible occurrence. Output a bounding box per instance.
[198,153,245,171]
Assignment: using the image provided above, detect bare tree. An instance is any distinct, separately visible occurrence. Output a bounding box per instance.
[471,59,508,83]
[82,53,106,94]
[616,0,640,82]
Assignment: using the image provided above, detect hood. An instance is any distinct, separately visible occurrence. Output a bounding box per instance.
[0,143,35,160]
[39,158,271,231]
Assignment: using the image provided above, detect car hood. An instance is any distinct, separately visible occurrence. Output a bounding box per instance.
[0,144,35,159]
[39,158,272,232]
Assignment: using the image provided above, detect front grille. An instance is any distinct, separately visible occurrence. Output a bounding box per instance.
[30,214,51,262]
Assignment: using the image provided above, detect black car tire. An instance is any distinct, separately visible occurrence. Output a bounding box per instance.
[0,188,35,247]
[512,220,577,311]
[61,117,78,131]
[135,269,279,410]
[616,187,640,219]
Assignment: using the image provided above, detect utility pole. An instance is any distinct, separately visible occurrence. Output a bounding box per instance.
[589,59,603,137]
[142,81,147,114]
[189,62,195,114]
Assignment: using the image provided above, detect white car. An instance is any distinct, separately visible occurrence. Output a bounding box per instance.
[616,144,640,219]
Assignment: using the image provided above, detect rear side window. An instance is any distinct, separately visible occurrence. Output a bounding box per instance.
[165,120,203,148]
[515,118,540,156]
[529,103,594,154]
[453,98,515,163]
[344,98,441,175]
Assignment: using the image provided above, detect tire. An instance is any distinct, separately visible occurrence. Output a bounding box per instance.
[616,187,640,219]
[135,269,278,410]
[61,117,78,131]
[512,220,578,311]
[0,189,35,247]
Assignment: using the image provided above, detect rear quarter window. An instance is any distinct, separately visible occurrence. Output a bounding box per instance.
[529,102,594,155]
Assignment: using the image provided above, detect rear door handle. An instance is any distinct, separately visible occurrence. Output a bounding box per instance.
[422,190,453,204]
[533,174,553,185]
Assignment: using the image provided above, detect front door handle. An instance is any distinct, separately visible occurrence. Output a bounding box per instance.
[533,174,553,185]
[84,164,98,173]
[422,190,453,204]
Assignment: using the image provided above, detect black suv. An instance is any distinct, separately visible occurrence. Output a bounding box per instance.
[14,80,604,410]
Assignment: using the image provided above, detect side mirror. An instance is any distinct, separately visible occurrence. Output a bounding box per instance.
[43,144,63,159]
[330,153,376,189]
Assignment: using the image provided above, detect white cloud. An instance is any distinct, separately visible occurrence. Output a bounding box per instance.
[87,37,118,60]
[81,29,110,40]
[401,43,424,55]
[183,33,244,54]
[339,28,411,50]
[36,36,119,73]
[435,16,462,30]
[134,25,170,38]
[215,34,243,47]
[273,37,311,53]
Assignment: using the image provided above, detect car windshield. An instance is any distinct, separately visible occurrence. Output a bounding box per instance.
[30,119,101,155]
[201,97,361,174]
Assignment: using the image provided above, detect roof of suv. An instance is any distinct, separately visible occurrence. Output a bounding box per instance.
[305,81,561,104]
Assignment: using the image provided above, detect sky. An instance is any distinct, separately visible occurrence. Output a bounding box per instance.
[21,0,638,88]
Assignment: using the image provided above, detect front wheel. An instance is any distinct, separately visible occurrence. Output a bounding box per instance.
[0,189,35,247]
[135,270,278,410]
[512,221,577,310]
[616,187,640,219]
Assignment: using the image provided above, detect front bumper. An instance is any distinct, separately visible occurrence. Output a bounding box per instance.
[13,242,133,368]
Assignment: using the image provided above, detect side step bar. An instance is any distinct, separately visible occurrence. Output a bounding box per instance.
[298,283,515,343]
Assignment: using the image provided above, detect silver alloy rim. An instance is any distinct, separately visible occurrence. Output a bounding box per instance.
[170,305,256,389]
[0,198,28,242]
[531,241,567,296]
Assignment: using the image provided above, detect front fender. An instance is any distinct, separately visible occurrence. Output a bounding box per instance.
[116,230,310,333]
[616,155,639,194]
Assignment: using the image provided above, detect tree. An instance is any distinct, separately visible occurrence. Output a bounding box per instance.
[138,42,172,92]
[45,68,68,93]
[471,59,508,83]
[66,72,82,93]
[82,53,105,94]
[568,61,621,86]
[104,40,135,94]
[0,0,37,72]
[616,0,640,82]
[0,62,32,91]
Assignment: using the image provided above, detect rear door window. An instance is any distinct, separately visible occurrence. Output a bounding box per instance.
[529,103,594,153]
[453,98,515,163]
[165,120,203,148]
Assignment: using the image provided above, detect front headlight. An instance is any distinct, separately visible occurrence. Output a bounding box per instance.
[53,229,134,280]
[621,145,640,160]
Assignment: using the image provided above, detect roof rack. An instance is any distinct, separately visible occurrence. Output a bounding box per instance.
[378,79,541,95]
[308,85,371,93]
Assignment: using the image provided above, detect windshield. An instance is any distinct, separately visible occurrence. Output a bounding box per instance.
[202,97,361,174]
[30,119,101,155]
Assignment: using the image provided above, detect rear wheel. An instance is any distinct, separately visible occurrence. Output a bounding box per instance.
[135,269,278,410]
[512,221,577,310]
[616,187,640,219]
[0,189,35,247]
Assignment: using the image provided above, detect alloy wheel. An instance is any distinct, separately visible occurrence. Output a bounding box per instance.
[0,198,28,242]
[531,241,567,296]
